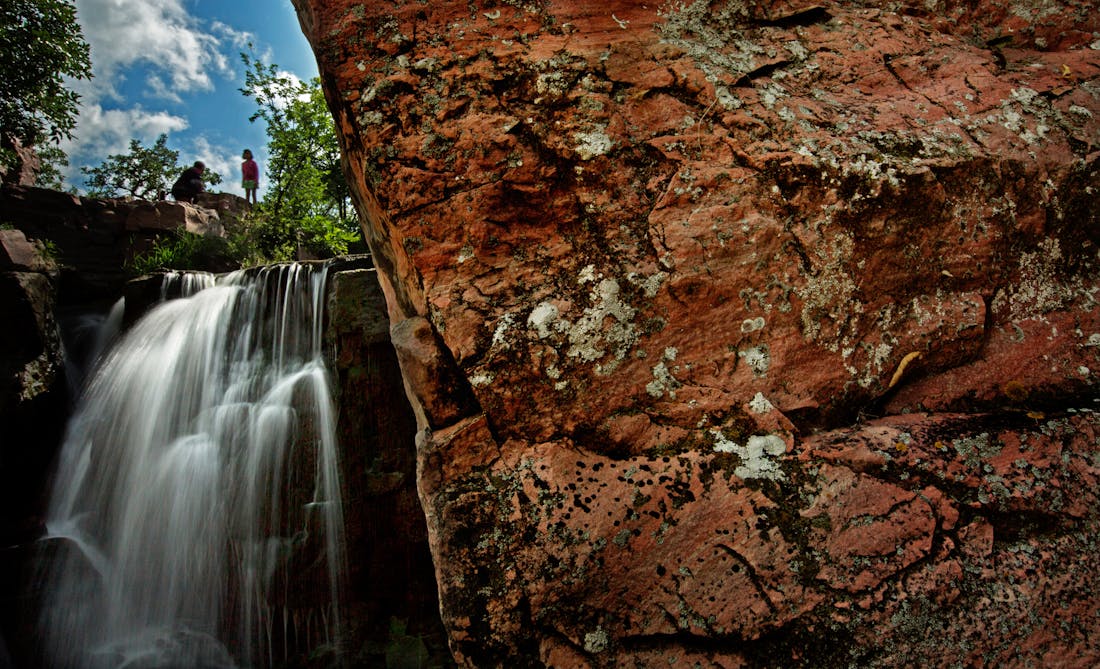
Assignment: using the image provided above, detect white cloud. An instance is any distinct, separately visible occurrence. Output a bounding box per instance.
[72,105,189,153]
[60,0,262,191]
[211,20,255,51]
[75,0,241,100]
[58,105,190,186]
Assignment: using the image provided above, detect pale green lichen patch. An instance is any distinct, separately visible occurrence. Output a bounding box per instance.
[583,626,609,653]
[749,392,775,414]
[489,265,669,381]
[18,355,57,402]
[565,277,638,367]
[963,85,1064,150]
[738,344,771,377]
[842,340,896,390]
[741,316,765,333]
[628,270,668,298]
[646,347,682,398]
[711,430,788,481]
[843,153,901,193]
[573,127,613,160]
[492,313,517,349]
[993,238,1099,320]
[527,302,564,339]
[656,1,763,84]
[469,372,494,388]
[952,432,1001,468]
[795,228,862,345]
[501,0,544,14]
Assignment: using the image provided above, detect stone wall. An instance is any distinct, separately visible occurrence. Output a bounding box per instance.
[0,229,69,666]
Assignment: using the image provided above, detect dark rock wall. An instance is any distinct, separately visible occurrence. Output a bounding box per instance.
[0,230,67,667]
[326,265,450,664]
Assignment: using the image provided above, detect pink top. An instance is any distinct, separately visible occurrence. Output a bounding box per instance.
[241,159,259,182]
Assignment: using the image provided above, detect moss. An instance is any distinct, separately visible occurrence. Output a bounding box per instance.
[1002,379,1030,403]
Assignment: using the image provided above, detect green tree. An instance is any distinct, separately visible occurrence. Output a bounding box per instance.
[0,0,92,169]
[82,134,222,199]
[33,144,69,190]
[239,52,358,259]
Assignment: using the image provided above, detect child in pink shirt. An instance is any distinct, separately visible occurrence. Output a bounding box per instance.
[241,149,259,205]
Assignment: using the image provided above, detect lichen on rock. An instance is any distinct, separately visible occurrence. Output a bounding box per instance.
[294,0,1100,664]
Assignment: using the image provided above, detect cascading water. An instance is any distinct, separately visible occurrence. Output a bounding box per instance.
[38,263,347,668]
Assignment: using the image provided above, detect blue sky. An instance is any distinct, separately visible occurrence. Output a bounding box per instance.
[60,0,320,197]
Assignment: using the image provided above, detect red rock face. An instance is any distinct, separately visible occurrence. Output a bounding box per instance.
[293,0,1100,665]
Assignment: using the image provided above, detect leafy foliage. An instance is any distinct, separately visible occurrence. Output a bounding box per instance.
[0,0,92,168]
[82,134,222,200]
[106,52,365,273]
[125,229,234,275]
[82,135,177,199]
[385,617,430,669]
[239,52,359,259]
[33,144,70,190]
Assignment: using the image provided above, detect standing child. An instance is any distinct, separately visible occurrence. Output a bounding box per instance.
[241,149,259,205]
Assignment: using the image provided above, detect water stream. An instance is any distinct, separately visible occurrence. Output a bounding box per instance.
[38,263,347,668]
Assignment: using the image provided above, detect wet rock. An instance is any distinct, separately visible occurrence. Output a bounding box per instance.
[324,264,450,665]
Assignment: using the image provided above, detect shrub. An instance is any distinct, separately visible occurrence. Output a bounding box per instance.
[126,230,238,275]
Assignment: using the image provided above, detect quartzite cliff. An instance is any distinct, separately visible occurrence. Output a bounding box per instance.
[292,1,1100,666]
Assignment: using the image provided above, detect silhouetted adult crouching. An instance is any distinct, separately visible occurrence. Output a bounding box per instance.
[171,161,206,203]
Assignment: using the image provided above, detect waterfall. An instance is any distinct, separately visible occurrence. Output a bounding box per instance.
[58,298,124,402]
[38,264,347,668]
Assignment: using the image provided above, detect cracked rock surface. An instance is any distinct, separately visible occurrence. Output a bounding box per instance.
[293,0,1100,665]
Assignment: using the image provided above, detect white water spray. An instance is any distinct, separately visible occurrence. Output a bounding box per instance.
[38,264,346,668]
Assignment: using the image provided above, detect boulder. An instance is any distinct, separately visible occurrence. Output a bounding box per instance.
[293,0,1100,665]
[196,191,249,218]
[324,261,451,663]
[124,200,224,236]
[0,229,55,273]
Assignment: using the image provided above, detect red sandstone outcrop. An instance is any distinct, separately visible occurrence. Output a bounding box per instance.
[0,136,42,187]
[0,185,243,301]
[294,0,1100,665]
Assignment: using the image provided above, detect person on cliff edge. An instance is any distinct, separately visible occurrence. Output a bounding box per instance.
[171,161,206,204]
[241,149,259,205]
